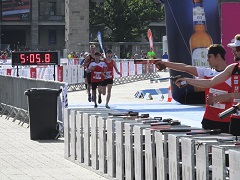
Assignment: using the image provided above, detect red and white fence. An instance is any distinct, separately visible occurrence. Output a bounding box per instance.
[0,59,159,89]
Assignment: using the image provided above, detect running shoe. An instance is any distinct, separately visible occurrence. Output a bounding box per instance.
[105,105,110,109]
[88,94,92,102]
[94,104,98,108]
[98,95,102,104]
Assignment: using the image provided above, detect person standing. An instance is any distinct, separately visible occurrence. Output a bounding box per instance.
[161,51,169,71]
[147,48,156,59]
[87,52,107,108]
[112,53,118,60]
[101,49,120,108]
[0,52,7,63]
[140,50,147,59]
[133,53,139,60]
[67,52,72,59]
[161,51,169,60]
[175,35,240,135]
[155,44,232,133]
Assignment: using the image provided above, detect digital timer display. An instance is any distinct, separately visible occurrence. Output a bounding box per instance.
[11,51,60,66]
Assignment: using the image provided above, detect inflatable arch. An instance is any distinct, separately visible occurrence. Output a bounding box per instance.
[164,0,221,104]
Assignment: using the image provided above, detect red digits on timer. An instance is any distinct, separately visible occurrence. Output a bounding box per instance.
[36,54,41,63]
[20,54,25,63]
[30,54,41,63]
[30,54,34,63]
[45,53,50,63]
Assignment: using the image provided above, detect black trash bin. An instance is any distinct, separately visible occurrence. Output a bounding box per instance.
[25,88,62,140]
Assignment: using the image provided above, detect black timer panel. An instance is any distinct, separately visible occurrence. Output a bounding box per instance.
[11,51,60,66]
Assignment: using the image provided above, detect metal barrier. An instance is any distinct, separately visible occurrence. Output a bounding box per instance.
[0,103,29,126]
[64,108,240,180]
[0,75,66,125]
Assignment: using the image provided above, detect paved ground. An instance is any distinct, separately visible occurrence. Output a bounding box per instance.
[0,72,170,180]
[68,71,171,106]
[0,116,107,180]
[0,71,204,179]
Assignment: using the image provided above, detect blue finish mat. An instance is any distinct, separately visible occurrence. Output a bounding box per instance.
[135,88,169,98]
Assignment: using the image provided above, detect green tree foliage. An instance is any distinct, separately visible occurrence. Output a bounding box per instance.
[90,0,164,42]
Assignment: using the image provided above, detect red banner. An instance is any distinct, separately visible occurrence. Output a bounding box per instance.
[148,29,153,49]
[30,68,36,78]
[6,69,11,75]
[57,66,63,82]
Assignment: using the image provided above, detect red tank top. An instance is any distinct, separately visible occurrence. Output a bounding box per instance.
[85,55,95,68]
[104,58,114,79]
[197,68,232,122]
[231,63,240,118]
[89,61,106,82]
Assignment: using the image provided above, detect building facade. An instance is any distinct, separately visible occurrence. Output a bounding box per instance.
[0,0,165,58]
[0,0,90,55]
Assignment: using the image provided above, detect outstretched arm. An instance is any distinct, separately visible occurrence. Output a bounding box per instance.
[155,60,198,76]
[175,64,235,88]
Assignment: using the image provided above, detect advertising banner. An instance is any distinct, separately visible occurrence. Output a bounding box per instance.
[2,0,30,21]
[221,3,240,65]
[164,0,221,104]
[30,67,36,78]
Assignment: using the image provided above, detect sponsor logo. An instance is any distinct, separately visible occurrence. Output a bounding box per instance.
[234,86,239,93]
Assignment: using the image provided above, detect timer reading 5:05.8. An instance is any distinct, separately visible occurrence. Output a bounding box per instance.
[11,51,60,66]
[20,53,51,64]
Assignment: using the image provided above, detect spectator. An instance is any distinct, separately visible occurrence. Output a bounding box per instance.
[162,52,169,60]
[133,53,139,60]
[112,53,118,60]
[0,52,7,63]
[67,52,72,59]
[71,52,76,58]
[147,48,156,59]
[126,52,131,59]
[140,50,147,59]
[161,51,169,71]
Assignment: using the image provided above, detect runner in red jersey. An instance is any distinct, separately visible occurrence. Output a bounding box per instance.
[83,44,96,102]
[101,49,120,108]
[87,52,107,108]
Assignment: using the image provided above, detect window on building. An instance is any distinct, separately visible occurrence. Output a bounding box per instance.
[49,2,56,15]
[39,2,45,16]
[49,30,56,44]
